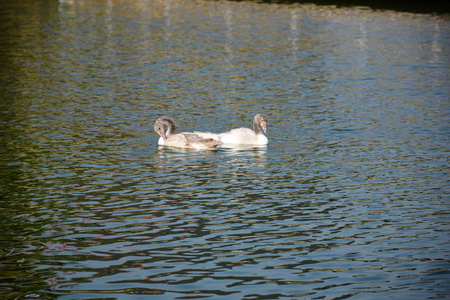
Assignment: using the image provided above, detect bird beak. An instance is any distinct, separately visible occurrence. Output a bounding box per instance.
[262,124,267,134]
[161,132,167,140]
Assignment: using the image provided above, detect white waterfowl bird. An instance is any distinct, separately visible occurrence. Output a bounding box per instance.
[154,117,220,150]
[195,114,268,145]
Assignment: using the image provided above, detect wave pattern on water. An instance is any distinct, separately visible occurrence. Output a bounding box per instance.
[3,142,447,299]
[0,0,449,299]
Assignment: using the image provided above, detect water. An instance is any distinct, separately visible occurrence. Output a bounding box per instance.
[1,0,449,299]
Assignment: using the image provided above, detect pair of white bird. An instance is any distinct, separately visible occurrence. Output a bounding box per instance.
[154,114,268,150]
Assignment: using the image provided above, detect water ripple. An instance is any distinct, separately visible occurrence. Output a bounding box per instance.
[1,0,449,299]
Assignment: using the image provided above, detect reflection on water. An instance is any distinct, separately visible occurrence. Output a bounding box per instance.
[0,0,449,299]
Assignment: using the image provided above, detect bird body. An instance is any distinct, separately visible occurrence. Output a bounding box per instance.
[154,117,220,150]
[195,114,268,146]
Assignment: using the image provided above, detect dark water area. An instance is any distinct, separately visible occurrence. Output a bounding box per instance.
[0,0,449,299]
[234,0,450,15]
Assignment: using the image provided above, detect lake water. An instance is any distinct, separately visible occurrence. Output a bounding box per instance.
[1,0,449,299]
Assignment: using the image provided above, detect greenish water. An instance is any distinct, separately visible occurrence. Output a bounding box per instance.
[0,0,449,299]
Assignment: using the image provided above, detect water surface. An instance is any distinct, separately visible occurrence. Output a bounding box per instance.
[0,0,449,299]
